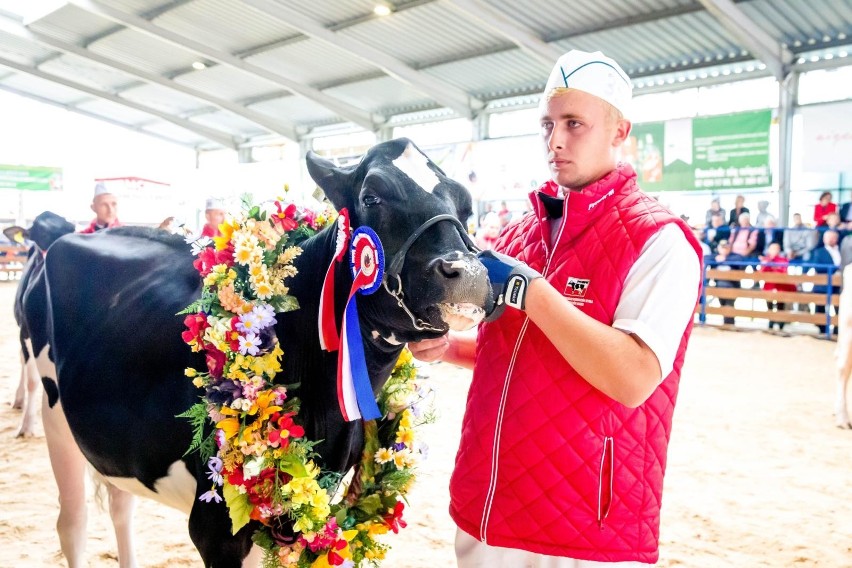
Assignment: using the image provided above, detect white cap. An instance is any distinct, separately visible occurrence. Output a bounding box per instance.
[205,197,225,211]
[543,50,633,117]
[93,182,111,197]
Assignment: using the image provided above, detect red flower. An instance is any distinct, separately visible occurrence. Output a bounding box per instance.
[267,412,305,448]
[384,501,407,534]
[326,537,348,565]
[182,313,209,349]
[272,202,298,232]
[193,245,234,277]
[205,346,226,378]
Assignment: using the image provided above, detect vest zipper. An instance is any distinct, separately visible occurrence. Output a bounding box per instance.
[478,318,530,544]
[598,436,614,530]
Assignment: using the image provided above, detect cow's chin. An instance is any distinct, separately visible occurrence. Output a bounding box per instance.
[438,302,485,331]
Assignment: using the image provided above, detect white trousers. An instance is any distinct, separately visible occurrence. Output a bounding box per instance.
[455,528,649,568]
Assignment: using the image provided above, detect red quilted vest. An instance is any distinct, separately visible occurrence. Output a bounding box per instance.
[449,164,702,563]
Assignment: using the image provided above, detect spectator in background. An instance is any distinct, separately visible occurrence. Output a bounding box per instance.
[497,200,512,229]
[814,191,837,227]
[823,211,845,234]
[706,211,730,254]
[705,197,725,228]
[760,216,783,256]
[839,198,852,228]
[707,240,744,325]
[201,197,226,238]
[728,194,749,227]
[754,200,773,227]
[79,182,121,233]
[477,201,493,226]
[474,212,502,251]
[692,227,711,256]
[729,212,759,259]
[811,229,841,335]
[840,231,852,270]
[784,212,818,263]
[758,242,795,331]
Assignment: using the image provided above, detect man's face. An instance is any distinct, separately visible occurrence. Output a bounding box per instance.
[824,231,839,247]
[205,208,225,228]
[539,90,630,191]
[91,193,118,225]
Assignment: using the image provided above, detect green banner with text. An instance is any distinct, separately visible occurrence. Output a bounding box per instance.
[622,109,772,191]
[0,164,63,191]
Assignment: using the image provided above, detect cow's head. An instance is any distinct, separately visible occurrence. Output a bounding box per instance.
[3,211,75,252]
[306,138,493,343]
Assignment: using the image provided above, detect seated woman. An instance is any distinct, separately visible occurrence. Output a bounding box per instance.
[758,243,795,330]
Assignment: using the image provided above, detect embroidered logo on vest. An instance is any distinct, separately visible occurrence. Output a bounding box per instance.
[565,277,590,297]
[588,188,615,211]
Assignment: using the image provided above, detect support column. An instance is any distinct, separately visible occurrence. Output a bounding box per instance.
[472,111,488,142]
[778,71,798,226]
[237,146,253,164]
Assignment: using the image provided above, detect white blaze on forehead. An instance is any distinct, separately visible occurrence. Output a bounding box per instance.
[392,143,441,194]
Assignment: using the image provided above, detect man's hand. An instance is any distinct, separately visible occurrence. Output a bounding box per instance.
[478,250,542,321]
[407,336,450,363]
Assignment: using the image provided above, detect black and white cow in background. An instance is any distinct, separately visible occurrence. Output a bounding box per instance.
[4,212,74,437]
[41,138,492,567]
[10,212,139,568]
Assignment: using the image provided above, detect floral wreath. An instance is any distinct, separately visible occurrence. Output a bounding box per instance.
[180,195,433,567]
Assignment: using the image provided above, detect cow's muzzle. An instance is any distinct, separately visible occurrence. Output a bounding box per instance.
[382,214,480,332]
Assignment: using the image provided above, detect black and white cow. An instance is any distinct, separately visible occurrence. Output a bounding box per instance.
[41,138,491,567]
[4,212,74,437]
[9,213,140,568]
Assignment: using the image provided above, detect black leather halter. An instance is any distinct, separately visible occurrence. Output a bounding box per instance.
[382,214,479,332]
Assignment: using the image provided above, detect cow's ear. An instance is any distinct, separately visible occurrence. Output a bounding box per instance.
[3,226,27,244]
[306,151,355,211]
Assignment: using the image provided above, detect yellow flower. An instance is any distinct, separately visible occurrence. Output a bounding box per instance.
[399,409,413,429]
[374,448,393,464]
[184,368,197,378]
[213,219,239,250]
[192,376,204,388]
[395,427,415,447]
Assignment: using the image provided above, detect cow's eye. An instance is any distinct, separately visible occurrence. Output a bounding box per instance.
[362,194,381,207]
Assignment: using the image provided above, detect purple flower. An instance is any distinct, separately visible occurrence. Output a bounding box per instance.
[199,488,222,503]
[206,380,243,406]
[206,456,223,485]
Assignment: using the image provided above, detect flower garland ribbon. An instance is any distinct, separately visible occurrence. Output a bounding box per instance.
[318,209,350,352]
[337,227,384,422]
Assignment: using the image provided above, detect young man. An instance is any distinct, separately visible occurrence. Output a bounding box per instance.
[200,197,225,238]
[410,50,703,566]
[79,182,121,233]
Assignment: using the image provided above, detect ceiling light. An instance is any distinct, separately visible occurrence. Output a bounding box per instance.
[374,4,392,16]
[192,61,207,70]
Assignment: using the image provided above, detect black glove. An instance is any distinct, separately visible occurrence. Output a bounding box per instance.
[478,250,542,321]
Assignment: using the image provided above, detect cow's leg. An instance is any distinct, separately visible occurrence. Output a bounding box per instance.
[106,484,138,568]
[836,371,851,429]
[835,339,852,429]
[16,351,41,437]
[42,392,89,568]
[188,498,255,568]
[12,350,25,409]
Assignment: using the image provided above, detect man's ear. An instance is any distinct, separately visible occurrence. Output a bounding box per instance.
[613,119,632,147]
[90,202,96,213]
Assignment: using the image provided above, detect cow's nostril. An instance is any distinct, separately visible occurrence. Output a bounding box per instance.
[432,257,462,279]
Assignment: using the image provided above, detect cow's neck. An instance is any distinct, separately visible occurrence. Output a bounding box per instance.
[277,224,403,471]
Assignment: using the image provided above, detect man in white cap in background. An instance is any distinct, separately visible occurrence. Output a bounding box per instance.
[410,50,703,566]
[79,182,121,233]
[200,197,225,238]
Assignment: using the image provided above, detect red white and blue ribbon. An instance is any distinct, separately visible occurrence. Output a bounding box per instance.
[337,227,384,422]
[318,209,350,352]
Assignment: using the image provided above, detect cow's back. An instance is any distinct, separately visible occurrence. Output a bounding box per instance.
[45,228,205,483]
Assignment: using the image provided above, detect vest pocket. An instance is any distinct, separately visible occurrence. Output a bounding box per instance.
[597,436,614,529]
